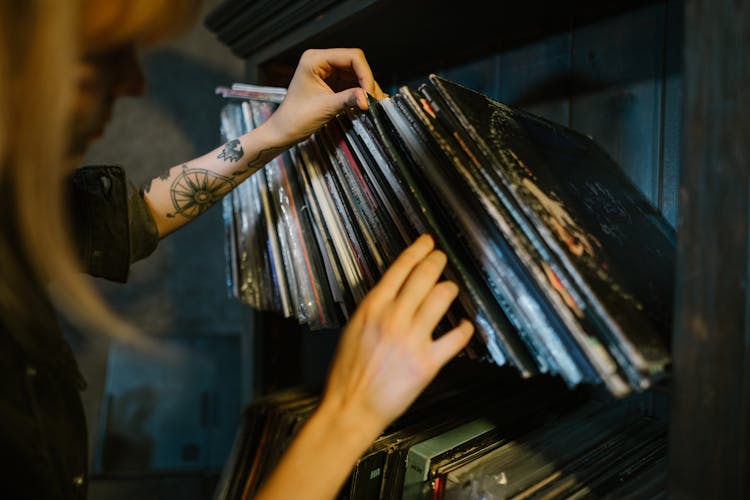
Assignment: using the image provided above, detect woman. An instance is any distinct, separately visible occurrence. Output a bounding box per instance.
[0,1,474,499]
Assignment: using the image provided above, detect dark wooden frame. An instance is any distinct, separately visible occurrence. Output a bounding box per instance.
[211,0,750,495]
[667,0,750,497]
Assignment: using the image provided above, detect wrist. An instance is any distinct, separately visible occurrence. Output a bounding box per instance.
[312,396,385,452]
[256,395,384,500]
[258,113,295,149]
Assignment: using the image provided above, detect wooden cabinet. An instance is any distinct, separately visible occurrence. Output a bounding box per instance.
[209,0,750,496]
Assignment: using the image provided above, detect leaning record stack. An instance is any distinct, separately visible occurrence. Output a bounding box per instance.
[217,75,675,397]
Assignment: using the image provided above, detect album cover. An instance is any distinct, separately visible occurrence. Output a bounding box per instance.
[390,88,604,388]
[354,101,428,241]
[442,401,639,499]
[409,85,633,395]
[285,146,345,327]
[256,395,319,486]
[371,95,543,373]
[406,385,583,500]
[521,420,666,498]
[215,85,287,104]
[336,114,408,266]
[315,125,379,294]
[217,74,674,395]
[304,132,371,303]
[343,110,415,247]
[323,120,389,276]
[427,75,674,387]
[213,404,260,500]
[295,140,356,315]
[219,103,244,300]
[346,379,542,500]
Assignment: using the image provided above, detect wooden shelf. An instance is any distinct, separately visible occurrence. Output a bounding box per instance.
[206,0,750,496]
[208,0,660,85]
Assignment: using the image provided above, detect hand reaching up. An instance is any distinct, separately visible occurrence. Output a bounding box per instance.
[265,48,387,146]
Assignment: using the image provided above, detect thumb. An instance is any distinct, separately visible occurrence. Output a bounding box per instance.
[329,87,368,112]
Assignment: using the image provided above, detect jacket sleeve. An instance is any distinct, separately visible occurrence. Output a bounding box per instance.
[68,166,159,282]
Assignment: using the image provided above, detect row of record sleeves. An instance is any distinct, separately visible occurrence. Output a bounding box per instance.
[217,75,676,397]
[212,378,667,500]
[204,0,342,58]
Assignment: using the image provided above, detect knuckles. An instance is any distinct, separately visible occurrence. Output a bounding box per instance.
[300,48,319,61]
[420,250,448,275]
[299,48,366,66]
[378,314,408,339]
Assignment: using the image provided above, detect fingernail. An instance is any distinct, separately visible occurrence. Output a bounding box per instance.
[347,92,359,108]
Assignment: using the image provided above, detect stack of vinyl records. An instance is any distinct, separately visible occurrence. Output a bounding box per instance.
[205,0,343,58]
[218,75,676,397]
[213,382,666,500]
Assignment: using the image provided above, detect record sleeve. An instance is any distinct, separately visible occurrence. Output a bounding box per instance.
[322,120,387,276]
[428,75,673,385]
[369,96,525,371]
[344,108,416,247]
[389,89,596,388]
[336,114,407,267]
[514,419,666,499]
[301,132,369,303]
[409,85,631,395]
[293,142,353,318]
[442,401,638,499]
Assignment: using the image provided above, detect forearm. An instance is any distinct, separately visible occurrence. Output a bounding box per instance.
[141,120,290,238]
[255,399,383,500]
[140,48,387,238]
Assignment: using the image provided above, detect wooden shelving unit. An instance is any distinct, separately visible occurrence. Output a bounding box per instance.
[208,0,750,496]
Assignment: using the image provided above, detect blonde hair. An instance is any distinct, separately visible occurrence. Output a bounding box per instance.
[0,0,86,331]
[81,0,202,50]
[1,0,200,341]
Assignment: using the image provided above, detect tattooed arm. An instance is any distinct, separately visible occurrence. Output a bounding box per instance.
[140,123,292,237]
[140,48,385,238]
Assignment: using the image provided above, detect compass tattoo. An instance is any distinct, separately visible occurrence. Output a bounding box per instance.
[217,139,244,162]
[166,165,237,219]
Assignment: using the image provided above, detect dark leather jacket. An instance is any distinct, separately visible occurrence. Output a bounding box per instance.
[0,166,159,500]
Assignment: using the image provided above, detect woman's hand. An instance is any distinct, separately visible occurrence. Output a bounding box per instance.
[254,235,473,500]
[320,234,475,439]
[264,48,387,146]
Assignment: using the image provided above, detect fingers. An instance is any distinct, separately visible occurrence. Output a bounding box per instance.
[331,87,368,111]
[369,234,434,306]
[411,280,459,334]
[430,319,475,367]
[302,48,385,109]
[389,250,448,321]
[308,48,377,92]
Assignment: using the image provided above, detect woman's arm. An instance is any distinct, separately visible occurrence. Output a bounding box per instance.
[140,48,385,238]
[255,234,475,500]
